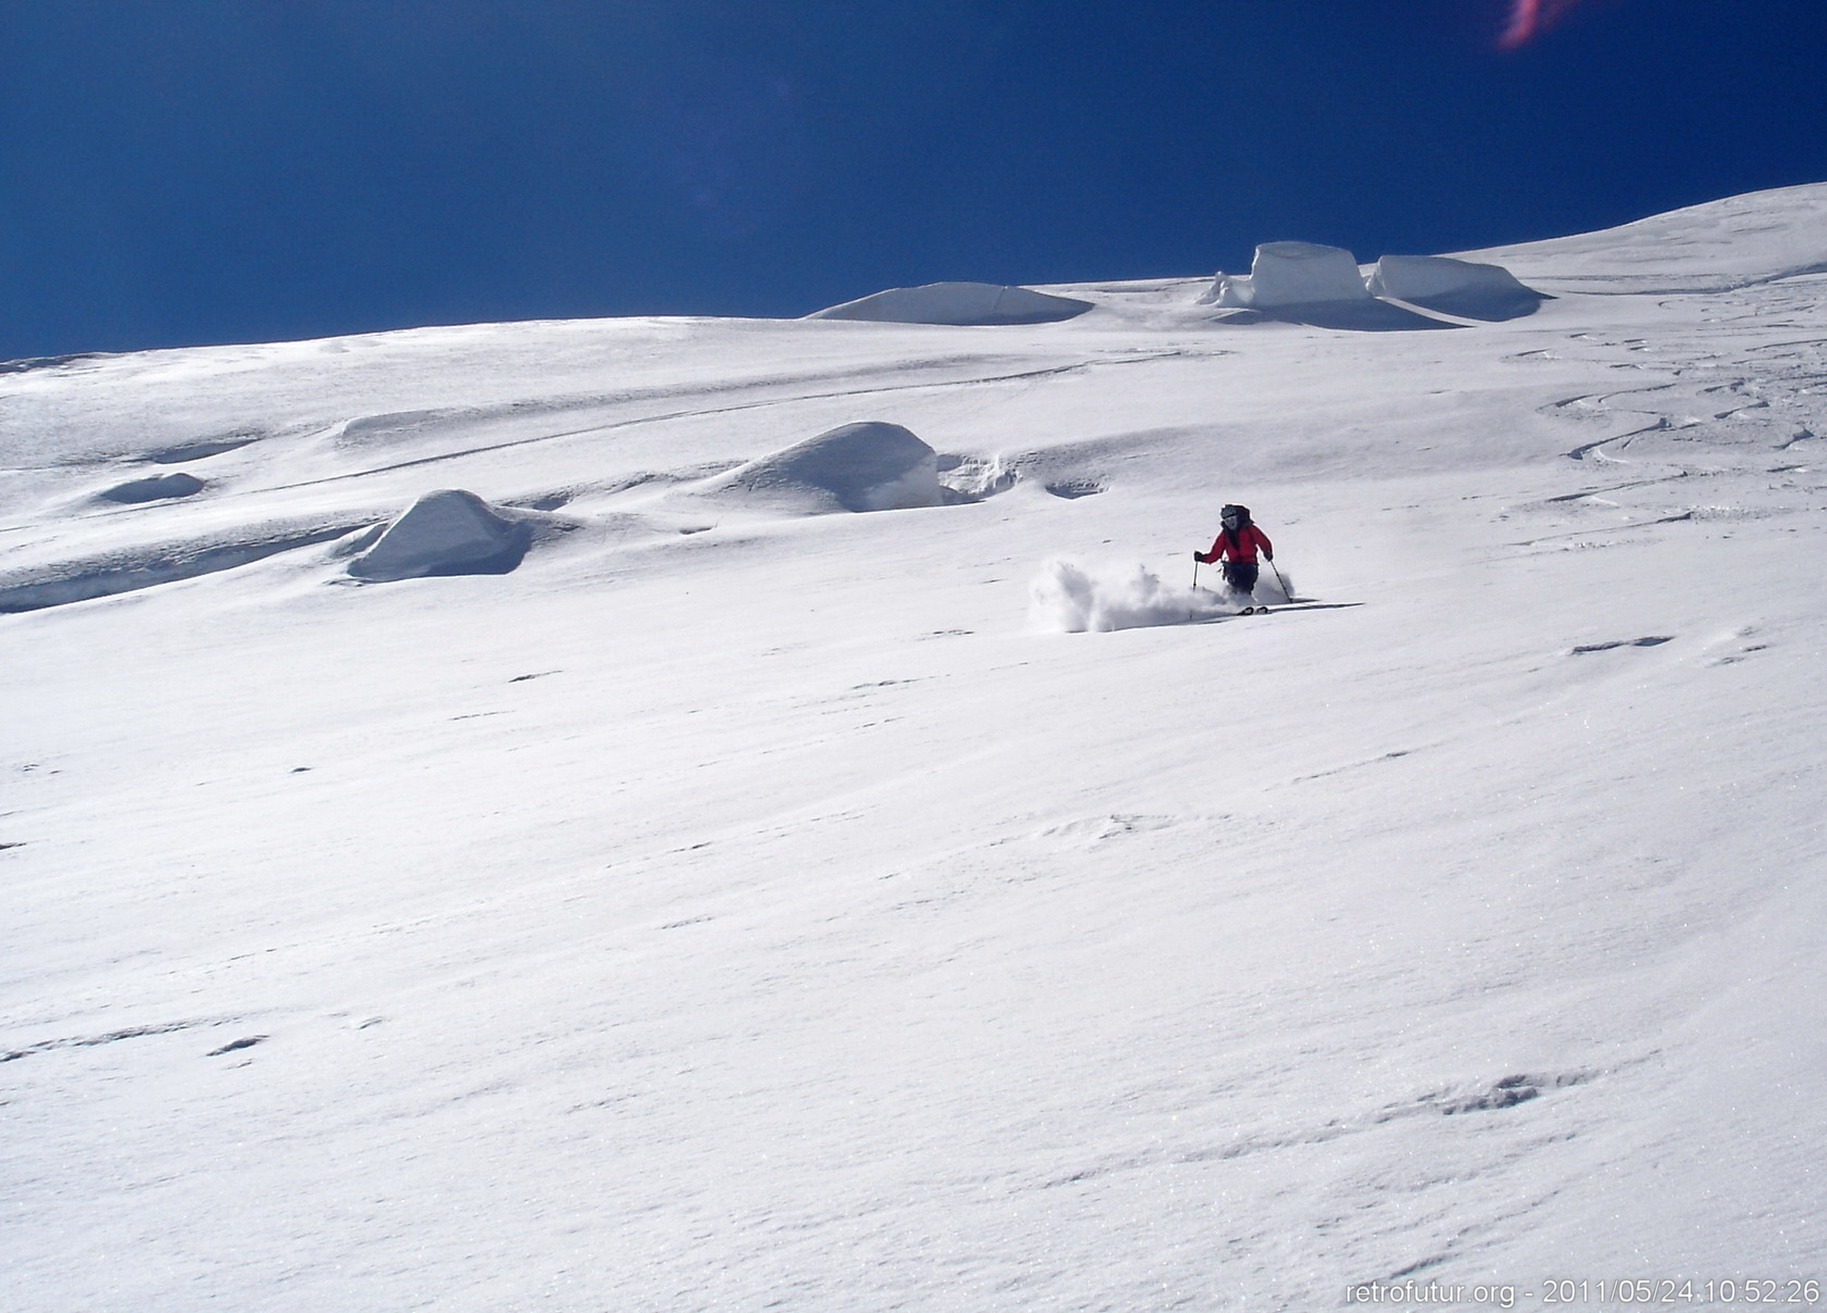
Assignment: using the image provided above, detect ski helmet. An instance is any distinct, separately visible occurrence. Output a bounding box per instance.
[1220,504,1251,530]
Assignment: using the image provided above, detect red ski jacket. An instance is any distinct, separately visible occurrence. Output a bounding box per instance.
[1204,524,1273,563]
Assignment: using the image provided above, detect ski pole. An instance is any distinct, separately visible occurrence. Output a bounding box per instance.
[1191,552,1200,590]
[1267,557,1290,602]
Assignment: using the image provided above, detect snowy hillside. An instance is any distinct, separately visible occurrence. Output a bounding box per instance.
[5,184,1827,1312]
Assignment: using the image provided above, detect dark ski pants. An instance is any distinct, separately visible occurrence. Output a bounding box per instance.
[1221,560,1259,596]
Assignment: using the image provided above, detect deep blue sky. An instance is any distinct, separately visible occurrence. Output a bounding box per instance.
[4,0,1825,361]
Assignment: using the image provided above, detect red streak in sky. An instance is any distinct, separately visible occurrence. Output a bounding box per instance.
[1500,0,1590,48]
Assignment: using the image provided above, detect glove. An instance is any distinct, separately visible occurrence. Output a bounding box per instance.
[1264,551,1273,561]
[1193,551,1211,564]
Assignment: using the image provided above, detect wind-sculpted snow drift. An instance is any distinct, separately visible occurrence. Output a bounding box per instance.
[347,489,539,582]
[0,518,364,612]
[1367,254,1548,321]
[1203,241,1543,329]
[807,281,1093,326]
[95,472,206,505]
[696,421,943,514]
[1207,241,1375,310]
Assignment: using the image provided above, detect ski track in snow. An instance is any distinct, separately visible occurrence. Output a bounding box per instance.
[4,186,1827,1313]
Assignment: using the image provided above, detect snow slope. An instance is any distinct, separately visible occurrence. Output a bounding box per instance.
[1460,181,1827,295]
[5,183,1827,1312]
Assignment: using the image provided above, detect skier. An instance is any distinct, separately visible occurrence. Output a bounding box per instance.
[1194,504,1274,606]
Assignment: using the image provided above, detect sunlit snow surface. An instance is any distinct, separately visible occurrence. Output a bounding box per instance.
[5,186,1827,1312]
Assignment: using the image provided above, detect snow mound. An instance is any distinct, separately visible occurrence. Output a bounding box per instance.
[701,422,943,514]
[1366,254,1547,321]
[347,489,532,581]
[96,472,206,504]
[1030,559,1231,632]
[1206,242,1374,309]
[807,282,1093,326]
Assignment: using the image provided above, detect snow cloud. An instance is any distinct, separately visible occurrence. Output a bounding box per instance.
[1029,558,1231,633]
